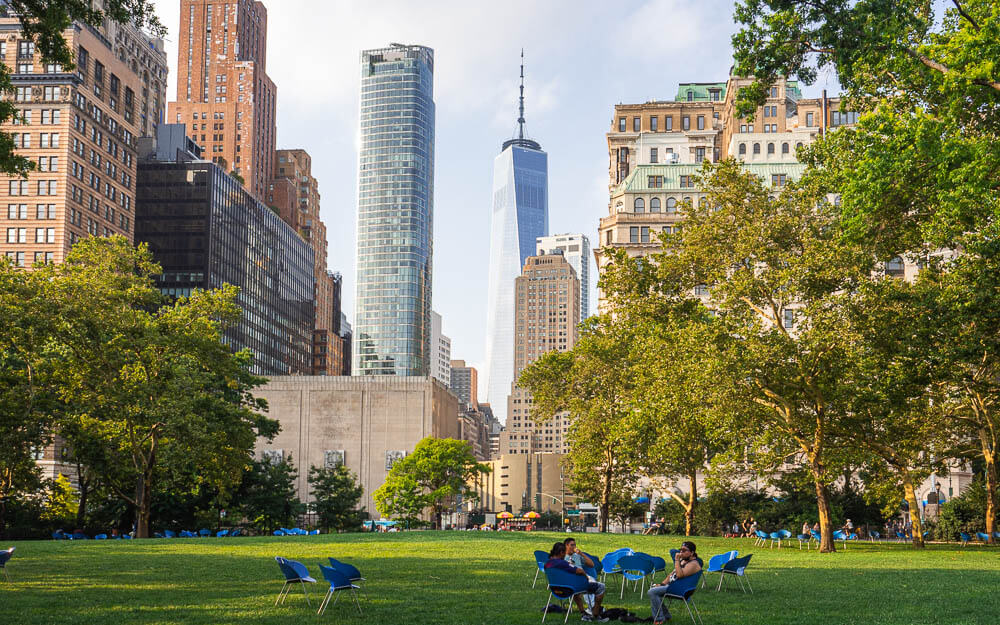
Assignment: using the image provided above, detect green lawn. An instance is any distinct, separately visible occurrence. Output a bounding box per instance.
[1,532,997,624]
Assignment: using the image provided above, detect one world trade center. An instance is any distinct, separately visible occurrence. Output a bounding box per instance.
[484,53,548,422]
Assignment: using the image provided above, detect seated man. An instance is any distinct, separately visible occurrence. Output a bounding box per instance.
[647,541,702,625]
[544,542,609,622]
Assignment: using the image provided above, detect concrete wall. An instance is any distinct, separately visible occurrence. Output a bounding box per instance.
[253,376,460,514]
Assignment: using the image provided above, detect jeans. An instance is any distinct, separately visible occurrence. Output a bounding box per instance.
[648,584,672,621]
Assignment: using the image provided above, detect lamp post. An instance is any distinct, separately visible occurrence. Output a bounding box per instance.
[540,492,565,529]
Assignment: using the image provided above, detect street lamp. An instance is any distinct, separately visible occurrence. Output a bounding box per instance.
[540,492,566,529]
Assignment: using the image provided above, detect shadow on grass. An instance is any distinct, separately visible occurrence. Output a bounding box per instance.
[2,534,998,625]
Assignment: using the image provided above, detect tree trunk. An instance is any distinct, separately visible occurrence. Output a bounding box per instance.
[685,471,697,537]
[75,466,89,528]
[901,471,925,548]
[809,457,836,553]
[599,465,612,533]
[134,469,152,538]
[984,444,997,544]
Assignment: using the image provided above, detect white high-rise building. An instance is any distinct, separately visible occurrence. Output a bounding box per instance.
[536,233,591,323]
[431,311,451,386]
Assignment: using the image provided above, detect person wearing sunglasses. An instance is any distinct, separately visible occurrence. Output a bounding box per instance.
[647,541,701,624]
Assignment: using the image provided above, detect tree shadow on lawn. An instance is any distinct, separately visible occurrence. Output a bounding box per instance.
[3,536,999,625]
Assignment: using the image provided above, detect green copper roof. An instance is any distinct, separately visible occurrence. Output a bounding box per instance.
[675,82,727,102]
[617,162,808,194]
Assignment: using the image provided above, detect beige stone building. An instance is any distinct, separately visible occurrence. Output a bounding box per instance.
[474,453,575,514]
[0,12,167,269]
[597,73,854,309]
[499,252,580,456]
[252,376,460,514]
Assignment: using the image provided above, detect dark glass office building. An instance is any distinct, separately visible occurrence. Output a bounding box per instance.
[135,159,315,376]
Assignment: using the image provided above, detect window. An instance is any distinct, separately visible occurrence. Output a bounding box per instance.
[8,181,29,195]
[630,227,639,243]
[738,143,746,156]
[650,147,658,163]
[753,143,761,155]
[686,90,693,102]
[618,117,626,132]
[18,41,35,57]
[806,112,814,127]
[697,115,704,130]
[633,198,645,212]
[650,197,661,212]
[14,87,30,102]
[831,111,859,126]
[740,124,747,133]
[680,176,694,188]
[640,226,650,243]
[796,142,804,150]
[665,116,673,131]
[33,251,53,264]
[695,147,705,163]
[650,116,658,132]
[885,257,905,277]
[605,230,612,245]
[710,89,721,101]
[6,251,25,267]
[772,174,787,187]
[767,143,775,154]
[782,142,790,154]
[682,116,690,131]
[7,204,27,219]
[770,86,778,97]
[666,197,677,213]
[7,228,27,243]
[783,309,795,328]
[648,176,663,188]
[633,117,640,132]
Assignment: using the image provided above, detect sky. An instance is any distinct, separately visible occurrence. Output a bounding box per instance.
[148,0,841,399]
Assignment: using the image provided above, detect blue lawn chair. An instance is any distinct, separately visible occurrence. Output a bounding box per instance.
[0,547,14,581]
[309,529,320,536]
[649,555,667,577]
[994,532,1000,542]
[959,532,970,546]
[121,534,132,540]
[542,567,590,623]
[797,533,810,549]
[532,550,548,588]
[198,529,211,537]
[833,530,849,549]
[317,564,362,615]
[617,554,654,598]
[754,530,769,547]
[95,534,108,540]
[216,529,229,538]
[652,571,704,625]
[229,528,241,537]
[275,557,316,607]
[164,530,177,538]
[976,532,990,543]
[701,551,737,589]
[600,549,632,583]
[180,530,196,538]
[274,530,286,536]
[718,554,753,593]
[869,531,881,543]
[328,558,367,600]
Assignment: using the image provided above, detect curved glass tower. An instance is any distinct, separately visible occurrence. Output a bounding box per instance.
[484,55,548,421]
[354,44,435,376]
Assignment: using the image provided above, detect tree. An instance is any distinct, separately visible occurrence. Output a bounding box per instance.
[237,455,305,534]
[519,317,650,533]
[0,1,163,176]
[645,160,868,552]
[0,257,59,537]
[308,465,365,533]
[372,438,489,530]
[732,0,1000,542]
[42,237,276,537]
[40,474,78,526]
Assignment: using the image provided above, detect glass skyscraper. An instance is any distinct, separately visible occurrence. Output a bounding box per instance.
[354,44,435,376]
[484,57,548,421]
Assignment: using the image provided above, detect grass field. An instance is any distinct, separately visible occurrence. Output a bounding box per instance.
[2,532,998,625]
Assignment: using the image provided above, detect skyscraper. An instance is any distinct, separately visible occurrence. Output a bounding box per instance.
[536,233,591,323]
[168,0,276,201]
[354,44,435,376]
[484,53,548,421]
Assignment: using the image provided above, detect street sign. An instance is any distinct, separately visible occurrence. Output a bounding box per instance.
[566,509,581,516]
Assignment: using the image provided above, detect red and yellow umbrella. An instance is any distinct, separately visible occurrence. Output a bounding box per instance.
[498,511,514,519]
[523,511,541,519]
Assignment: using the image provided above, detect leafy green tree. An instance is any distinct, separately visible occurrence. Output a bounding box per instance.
[644,160,868,552]
[373,438,489,530]
[40,237,275,537]
[308,465,365,533]
[732,0,1000,542]
[237,455,305,533]
[40,474,78,525]
[0,257,59,536]
[519,317,650,533]
[0,1,163,176]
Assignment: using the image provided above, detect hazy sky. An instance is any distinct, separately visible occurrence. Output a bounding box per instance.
[148,0,840,395]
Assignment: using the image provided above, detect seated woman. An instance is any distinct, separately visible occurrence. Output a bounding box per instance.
[647,541,702,624]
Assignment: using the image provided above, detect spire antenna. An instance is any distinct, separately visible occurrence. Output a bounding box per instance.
[517,49,525,140]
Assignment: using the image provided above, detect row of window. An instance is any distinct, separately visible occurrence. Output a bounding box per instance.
[619,114,713,133]
[11,133,61,149]
[738,141,803,156]
[7,204,56,220]
[11,109,61,125]
[8,181,58,196]
[6,228,55,244]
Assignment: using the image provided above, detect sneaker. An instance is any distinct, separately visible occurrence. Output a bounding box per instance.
[581,616,594,622]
